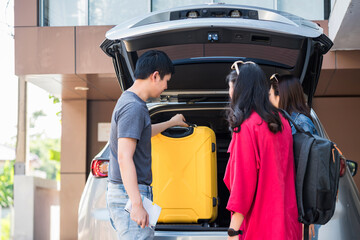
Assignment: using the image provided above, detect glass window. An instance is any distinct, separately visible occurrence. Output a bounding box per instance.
[215,0,327,20]
[39,0,329,26]
[152,0,211,12]
[277,0,324,20]
[89,0,150,25]
[41,0,88,26]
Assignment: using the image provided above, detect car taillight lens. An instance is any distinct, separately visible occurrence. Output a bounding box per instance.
[340,157,346,177]
[91,159,109,178]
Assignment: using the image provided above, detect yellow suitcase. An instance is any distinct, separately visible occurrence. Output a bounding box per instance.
[151,126,218,223]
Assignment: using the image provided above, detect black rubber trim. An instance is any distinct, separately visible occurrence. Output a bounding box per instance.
[155,225,228,231]
[173,57,292,69]
[161,127,194,138]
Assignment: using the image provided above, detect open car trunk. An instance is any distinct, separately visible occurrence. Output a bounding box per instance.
[101,4,333,107]
[149,103,232,230]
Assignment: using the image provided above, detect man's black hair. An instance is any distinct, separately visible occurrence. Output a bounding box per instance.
[134,50,174,79]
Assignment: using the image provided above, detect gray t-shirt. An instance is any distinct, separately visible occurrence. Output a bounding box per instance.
[108,91,152,185]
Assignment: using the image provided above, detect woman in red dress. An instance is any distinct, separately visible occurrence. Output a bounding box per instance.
[224,61,302,240]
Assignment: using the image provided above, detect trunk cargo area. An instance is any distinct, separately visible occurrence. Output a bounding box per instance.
[150,105,231,230]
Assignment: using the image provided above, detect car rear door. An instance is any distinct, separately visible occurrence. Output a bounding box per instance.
[101,4,333,106]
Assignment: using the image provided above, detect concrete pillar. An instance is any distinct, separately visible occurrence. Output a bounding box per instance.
[60,100,87,240]
[13,176,59,240]
[15,76,28,175]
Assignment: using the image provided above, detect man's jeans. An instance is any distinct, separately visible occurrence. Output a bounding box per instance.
[107,182,154,240]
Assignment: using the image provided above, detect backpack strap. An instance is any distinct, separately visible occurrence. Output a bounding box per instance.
[278,109,305,133]
[279,109,315,221]
[296,137,315,220]
[304,224,310,240]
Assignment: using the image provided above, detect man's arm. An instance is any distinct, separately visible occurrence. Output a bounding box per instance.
[151,114,188,137]
[117,137,149,228]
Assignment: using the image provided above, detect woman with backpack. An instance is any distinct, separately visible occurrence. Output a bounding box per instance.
[223,62,301,240]
[269,74,320,240]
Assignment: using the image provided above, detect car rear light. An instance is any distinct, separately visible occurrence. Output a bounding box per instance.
[339,156,346,177]
[91,159,109,178]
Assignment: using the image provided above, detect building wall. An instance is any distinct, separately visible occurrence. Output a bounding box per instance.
[313,97,360,189]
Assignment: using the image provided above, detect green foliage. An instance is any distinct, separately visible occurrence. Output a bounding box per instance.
[30,137,61,181]
[49,95,62,119]
[30,110,46,128]
[0,161,14,208]
[49,95,60,104]
[1,213,11,240]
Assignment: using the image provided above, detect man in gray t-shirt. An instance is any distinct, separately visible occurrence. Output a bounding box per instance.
[107,50,187,240]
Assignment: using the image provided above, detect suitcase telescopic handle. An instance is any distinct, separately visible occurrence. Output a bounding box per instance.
[161,126,195,138]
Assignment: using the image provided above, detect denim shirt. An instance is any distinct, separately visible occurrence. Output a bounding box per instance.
[290,112,318,135]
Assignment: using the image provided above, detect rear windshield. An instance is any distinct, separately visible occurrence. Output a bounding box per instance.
[134,43,299,91]
[137,43,299,67]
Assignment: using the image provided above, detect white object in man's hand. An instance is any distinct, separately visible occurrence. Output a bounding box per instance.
[125,196,162,229]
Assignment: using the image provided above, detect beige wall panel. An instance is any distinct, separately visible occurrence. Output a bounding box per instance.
[323,69,360,96]
[322,51,336,70]
[15,27,75,75]
[87,100,117,174]
[76,26,115,74]
[336,51,360,69]
[61,100,87,173]
[79,74,121,100]
[60,173,86,240]
[15,0,38,27]
[315,69,335,96]
[312,97,360,189]
[61,81,89,99]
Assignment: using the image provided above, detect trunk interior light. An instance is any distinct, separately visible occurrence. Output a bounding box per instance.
[187,11,199,18]
[91,159,109,178]
[230,10,241,18]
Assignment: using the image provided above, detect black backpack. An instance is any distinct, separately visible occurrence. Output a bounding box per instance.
[280,110,341,227]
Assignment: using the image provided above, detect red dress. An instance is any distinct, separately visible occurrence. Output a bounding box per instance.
[224,112,301,240]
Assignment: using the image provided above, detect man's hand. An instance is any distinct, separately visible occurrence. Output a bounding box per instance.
[131,203,149,228]
[169,114,188,127]
[151,113,189,137]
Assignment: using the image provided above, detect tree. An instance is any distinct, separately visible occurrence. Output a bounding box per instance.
[0,161,14,208]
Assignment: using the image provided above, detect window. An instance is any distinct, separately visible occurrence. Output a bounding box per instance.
[39,0,331,26]
[40,0,87,26]
[89,0,150,25]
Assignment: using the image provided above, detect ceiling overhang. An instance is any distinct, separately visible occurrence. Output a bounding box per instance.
[329,0,360,50]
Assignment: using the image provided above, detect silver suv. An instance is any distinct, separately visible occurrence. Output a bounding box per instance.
[78,4,360,240]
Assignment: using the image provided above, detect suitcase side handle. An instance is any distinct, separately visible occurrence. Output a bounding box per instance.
[161,126,194,138]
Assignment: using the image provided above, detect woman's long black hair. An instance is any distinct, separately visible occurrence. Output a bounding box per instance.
[226,63,283,133]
